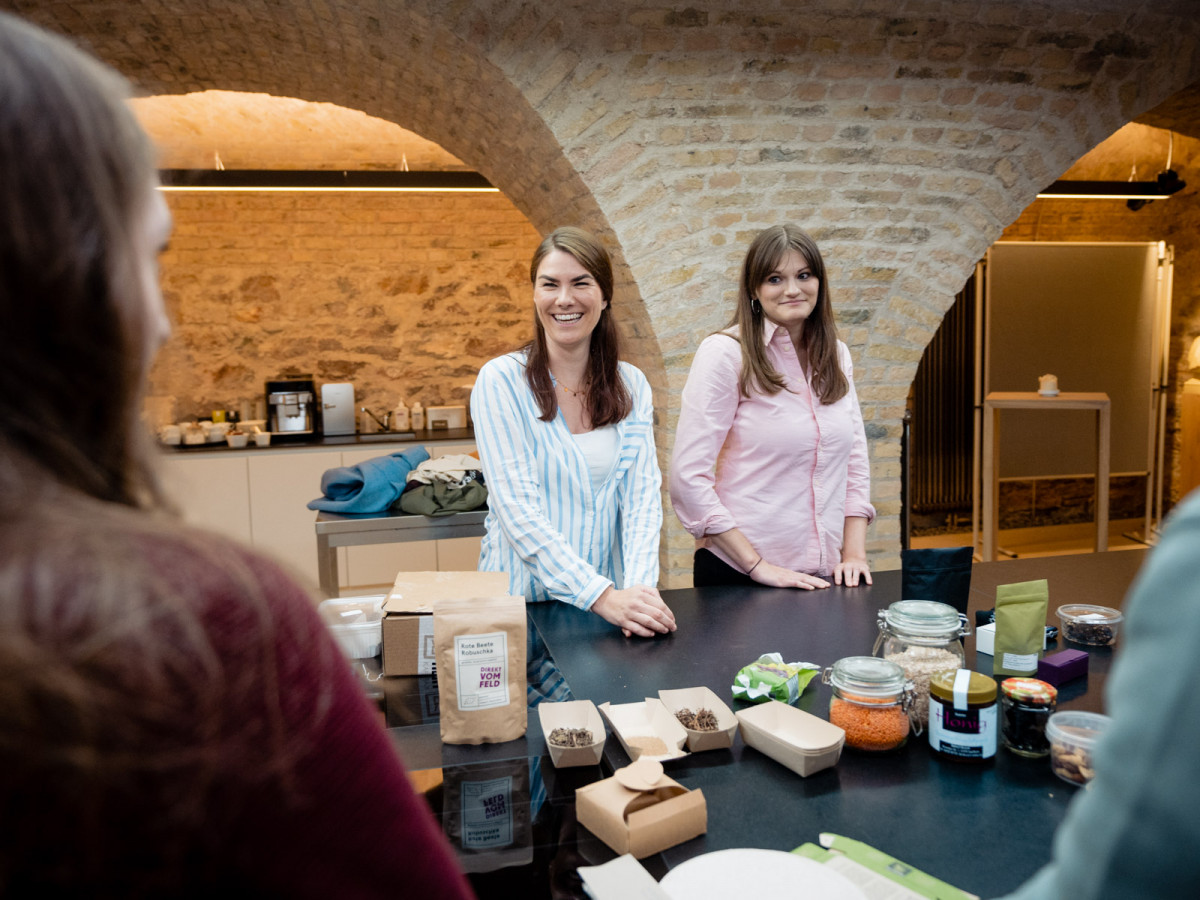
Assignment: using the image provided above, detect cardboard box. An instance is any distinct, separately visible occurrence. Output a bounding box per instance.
[576,758,707,859]
[977,621,1048,656]
[381,570,511,676]
[540,700,606,768]
[735,700,845,777]
[1037,648,1089,686]
[599,700,689,762]
[657,687,738,752]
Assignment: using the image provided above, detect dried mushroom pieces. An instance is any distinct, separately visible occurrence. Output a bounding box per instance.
[547,727,594,748]
[674,707,720,732]
[1051,742,1096,784]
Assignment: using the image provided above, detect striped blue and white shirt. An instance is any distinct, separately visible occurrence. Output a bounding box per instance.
[471,351,663,609]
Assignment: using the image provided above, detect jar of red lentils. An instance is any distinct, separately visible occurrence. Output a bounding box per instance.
[823,656,915,752]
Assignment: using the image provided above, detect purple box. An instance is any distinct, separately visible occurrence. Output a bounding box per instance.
[1037,649,1089,686]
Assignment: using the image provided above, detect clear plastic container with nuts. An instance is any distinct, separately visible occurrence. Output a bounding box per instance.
[1046,710,1111,786]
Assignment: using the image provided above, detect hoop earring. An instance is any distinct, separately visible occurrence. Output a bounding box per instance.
[751,298,761,315]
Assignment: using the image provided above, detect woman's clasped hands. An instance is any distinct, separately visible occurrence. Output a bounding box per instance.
[592,585,677,638]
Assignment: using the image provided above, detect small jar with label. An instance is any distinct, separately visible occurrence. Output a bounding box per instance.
[874,600,970,731]
[1000,677,1057,758]
[928,668,997,764]
[823,656,915,752]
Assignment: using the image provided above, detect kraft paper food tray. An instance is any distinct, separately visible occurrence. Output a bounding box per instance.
[598,700,689,762]
[735,700,845,777]
[539,700,606,768]
[657,686,738,752]
[576,758,707,859]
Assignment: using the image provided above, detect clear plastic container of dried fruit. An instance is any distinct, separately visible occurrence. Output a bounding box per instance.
[1046,710,1111,786]
[823,656,914,752]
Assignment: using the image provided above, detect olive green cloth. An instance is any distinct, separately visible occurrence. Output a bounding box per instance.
[396,481,487,517]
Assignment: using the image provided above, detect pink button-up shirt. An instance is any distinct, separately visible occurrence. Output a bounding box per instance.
[669,322,875,576]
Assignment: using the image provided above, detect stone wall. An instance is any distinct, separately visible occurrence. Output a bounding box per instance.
[8,0,1200,585]
[148,190,541,422]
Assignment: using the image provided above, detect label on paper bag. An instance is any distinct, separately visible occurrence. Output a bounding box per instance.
[461,776,514,849]
[417,616,435,675]
[454,631,510,711]
[1001,651,1038,674]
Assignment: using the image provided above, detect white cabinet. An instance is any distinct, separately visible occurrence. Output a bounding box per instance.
[248,448,340,585]
[158,438,481,592]
[159,453,252,544]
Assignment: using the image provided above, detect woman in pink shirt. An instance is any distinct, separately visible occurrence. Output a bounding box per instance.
[670,224,875,589]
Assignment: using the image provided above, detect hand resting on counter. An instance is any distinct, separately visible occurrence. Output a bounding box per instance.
[592,585,677,638]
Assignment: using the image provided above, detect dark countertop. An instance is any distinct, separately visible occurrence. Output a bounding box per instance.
[161,426,475,453]
[525,549,1148,897]
[384,548,1149,898]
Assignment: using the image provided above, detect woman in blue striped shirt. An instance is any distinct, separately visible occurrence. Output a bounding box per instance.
[471,228,676,656]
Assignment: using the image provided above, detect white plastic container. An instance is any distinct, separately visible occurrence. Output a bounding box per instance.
[392,398,410,432]
[411,400,425,430]
[318,595,385,659]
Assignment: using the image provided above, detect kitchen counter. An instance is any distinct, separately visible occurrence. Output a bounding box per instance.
[161,426,475,454]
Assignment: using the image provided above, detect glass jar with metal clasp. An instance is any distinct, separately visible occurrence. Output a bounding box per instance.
[873,600,970,732]
[823,656,915,752]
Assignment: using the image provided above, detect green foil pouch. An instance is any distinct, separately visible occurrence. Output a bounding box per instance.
[732,653,819,704]
[993,579,1049,677]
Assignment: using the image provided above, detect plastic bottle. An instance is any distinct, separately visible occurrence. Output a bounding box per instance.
[392,398,410,432]
[411,400,425,431]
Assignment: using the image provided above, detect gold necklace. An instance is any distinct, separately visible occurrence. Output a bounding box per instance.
[554,374,587,396]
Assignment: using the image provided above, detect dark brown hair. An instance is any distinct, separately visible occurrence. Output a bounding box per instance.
[727,223,849,404]
[524,226,632,425]
[0,13,323,892]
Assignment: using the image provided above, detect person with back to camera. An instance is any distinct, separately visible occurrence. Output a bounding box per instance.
[994,488,1200,899]
[670,224,875,589]
[471,227,675,696]
[0,13,473,897]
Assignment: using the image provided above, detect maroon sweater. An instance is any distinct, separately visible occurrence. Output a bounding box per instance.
[1,522,474,899]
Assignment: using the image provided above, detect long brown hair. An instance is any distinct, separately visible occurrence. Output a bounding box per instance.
[0,13,324,892]
[727,224,849,404]
[525,226,632,425]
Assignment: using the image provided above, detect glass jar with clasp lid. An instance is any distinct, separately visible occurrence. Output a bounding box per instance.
[823,656,915,752]
[873,600,970,732]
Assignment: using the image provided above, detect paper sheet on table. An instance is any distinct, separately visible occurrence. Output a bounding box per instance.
[577,854,672,900]
[792,835,979,900]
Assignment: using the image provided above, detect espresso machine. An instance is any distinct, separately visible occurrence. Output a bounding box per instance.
[266,375,317,440]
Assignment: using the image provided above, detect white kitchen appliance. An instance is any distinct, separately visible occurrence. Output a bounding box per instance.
[321,382,356,436]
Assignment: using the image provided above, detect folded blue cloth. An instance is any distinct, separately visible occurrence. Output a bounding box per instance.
[306,446,431,513]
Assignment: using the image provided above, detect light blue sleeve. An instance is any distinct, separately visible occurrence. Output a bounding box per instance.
[471,356,612,609]
[615,364,663,588]
[995,490,1200,900]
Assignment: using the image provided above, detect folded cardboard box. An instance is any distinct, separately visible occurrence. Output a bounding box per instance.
[657,686,738,752]
[599,699,689,762]
[540,700,606,768]
[576,758,707,859]
[381,570,512,676]
[735,700,845,777]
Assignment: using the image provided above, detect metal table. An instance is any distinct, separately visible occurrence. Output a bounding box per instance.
[314,508,488,596]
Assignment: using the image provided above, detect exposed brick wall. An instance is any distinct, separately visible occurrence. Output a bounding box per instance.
[7,0,1200,587]
[148,191,541,420]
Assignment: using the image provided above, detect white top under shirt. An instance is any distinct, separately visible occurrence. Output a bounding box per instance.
[572,424,619,492]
